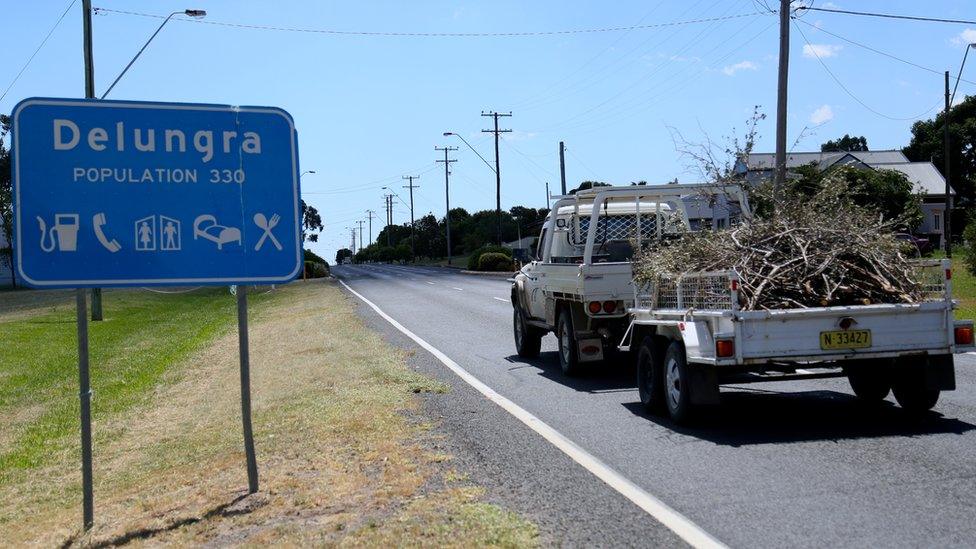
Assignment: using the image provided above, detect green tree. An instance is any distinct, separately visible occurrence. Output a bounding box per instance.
[301,199,323,243]
[751,164,922,228]
[903,95,976,204]
[821,134,869,152]
[569,181,612,195]
[0,115,12,286]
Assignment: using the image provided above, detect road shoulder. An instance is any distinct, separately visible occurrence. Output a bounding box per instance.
[341,275,689,547]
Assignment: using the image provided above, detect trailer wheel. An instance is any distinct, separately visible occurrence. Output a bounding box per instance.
[557,308,581,376]
[513,308,542,358]
[846,362,891,403]
[663,340,694,424]
[637,336,666,413]
[892,360,940,412]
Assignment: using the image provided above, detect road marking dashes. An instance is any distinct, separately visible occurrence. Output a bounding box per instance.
[493,297,510,302]
[452,287,464,291]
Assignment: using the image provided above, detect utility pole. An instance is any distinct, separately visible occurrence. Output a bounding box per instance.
[402,175,420,259]
[383,194,393,246]
[78,0,96,533]
[82,0,103,323]
[944,70,953,256]
[773,0,791,200]
[559,141,567,195]
[436,146,458,264]
[546,181,551,209]
[365,210,376,246]
[356,220,364,251]
[482,111,512,244]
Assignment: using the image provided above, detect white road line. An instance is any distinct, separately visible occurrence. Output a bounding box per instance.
[493,297,510,302]
[426,281,436,285]
[338,279,725,549]
[452,287,464,291]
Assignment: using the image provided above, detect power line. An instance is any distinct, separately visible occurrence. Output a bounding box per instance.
[533,16,775,135]
[0,0,77,104]
[796,6,976,26]
[795,19,976,87]
[516,0,742,113]
[510,0,710,110]
[93,7,766,38]
[793,21,942,121]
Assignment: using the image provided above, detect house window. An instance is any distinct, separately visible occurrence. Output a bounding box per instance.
[716,218,727,229]
[934,211,942,232]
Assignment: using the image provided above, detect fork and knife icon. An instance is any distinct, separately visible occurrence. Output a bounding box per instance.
[253,213,282,251]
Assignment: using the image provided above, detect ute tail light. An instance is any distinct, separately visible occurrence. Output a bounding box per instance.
[946,268,953,280]
[602,300,617,314]
[955,325,973,345]
[716,339,735,358]
[588,301,602,314]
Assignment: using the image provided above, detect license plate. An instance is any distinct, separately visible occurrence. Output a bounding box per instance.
[820,329,872,350]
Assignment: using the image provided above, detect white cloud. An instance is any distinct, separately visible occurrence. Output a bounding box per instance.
[809,104,834,124]
[504,129,537,142]
[722,60,759,76]
[952,28,976,46]
[802,44,842,58]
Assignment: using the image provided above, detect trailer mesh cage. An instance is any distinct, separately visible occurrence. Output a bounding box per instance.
[637,272,734,311]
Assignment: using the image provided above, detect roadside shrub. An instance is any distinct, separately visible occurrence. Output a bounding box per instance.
[467,245,512,270]
[304,261,330,278]
[478,252,514,272]
[963,216,976,276]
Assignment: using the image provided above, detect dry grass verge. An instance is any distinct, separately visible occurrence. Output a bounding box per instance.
[0,279,537,546]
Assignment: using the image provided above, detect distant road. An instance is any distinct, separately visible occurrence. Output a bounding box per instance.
[335,263,976,548]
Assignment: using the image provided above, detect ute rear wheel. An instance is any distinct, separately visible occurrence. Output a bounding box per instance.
[513,307,543,358]
[556,308,582,376]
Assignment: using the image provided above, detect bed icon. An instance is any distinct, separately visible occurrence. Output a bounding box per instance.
[193,214,241,250]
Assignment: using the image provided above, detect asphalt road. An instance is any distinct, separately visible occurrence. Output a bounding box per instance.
[334,263,976,548]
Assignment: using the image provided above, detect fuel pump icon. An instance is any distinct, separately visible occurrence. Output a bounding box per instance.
[36,214,79,252]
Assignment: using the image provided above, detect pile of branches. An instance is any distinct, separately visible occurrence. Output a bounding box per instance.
[634,176,927,310]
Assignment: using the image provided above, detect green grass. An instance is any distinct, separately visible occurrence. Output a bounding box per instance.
[940,251,976,321]
[0,287,269,481]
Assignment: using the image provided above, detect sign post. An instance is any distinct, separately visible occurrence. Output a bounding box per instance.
[236,285,259,493]
[75,289,94,530]
[12,97,301,528]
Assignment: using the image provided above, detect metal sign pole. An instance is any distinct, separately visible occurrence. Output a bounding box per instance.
[236,285,259,493]
[75,289,94,530]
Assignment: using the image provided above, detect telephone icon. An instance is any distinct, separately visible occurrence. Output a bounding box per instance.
[93,213,122,253]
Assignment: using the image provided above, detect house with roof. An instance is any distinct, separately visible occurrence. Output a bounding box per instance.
[737,150,952,244]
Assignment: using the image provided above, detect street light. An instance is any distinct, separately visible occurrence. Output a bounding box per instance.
[443,132,496,173]
[100,9,207,99]
[301,170,316,178]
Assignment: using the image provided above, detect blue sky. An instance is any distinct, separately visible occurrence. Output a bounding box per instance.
[4,0,976,261]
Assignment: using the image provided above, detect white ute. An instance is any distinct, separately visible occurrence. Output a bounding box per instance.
[511,184,975,423]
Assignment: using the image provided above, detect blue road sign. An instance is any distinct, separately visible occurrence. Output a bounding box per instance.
[11,98,302,287]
